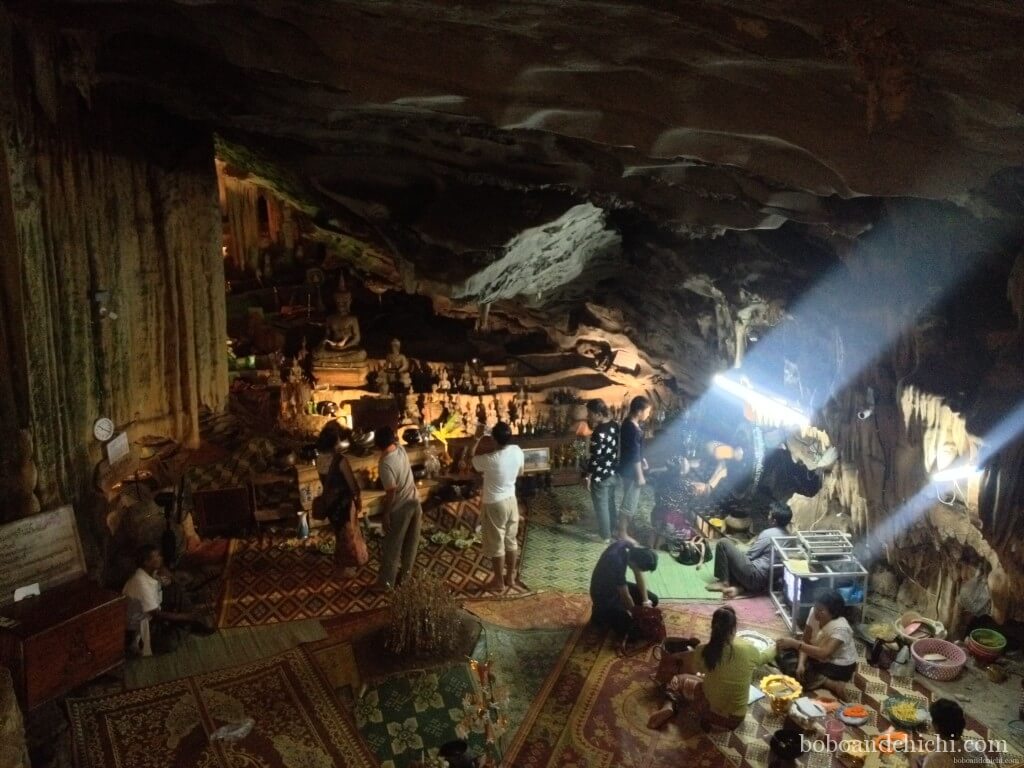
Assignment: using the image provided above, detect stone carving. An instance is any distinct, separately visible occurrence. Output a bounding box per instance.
[383,338,412,391]
[316,289,366,363]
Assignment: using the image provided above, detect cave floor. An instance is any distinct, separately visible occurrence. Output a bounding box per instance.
[22,489,1024,767]
[862,597,1024,757]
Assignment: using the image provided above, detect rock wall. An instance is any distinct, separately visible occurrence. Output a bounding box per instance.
[0,13,227,519]
[792,378,1021,634]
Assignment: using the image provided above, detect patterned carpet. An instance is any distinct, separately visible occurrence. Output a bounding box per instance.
[505,607,1010,768]
[67,647,376,768]
[308,617,573,768]
[467,592,592,630]
[479,622,575,753]
[338,663,489,768]
[217,498,528,627]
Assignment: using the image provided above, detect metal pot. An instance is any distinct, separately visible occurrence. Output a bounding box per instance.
[402,427,422,445]
[275,449,298,469]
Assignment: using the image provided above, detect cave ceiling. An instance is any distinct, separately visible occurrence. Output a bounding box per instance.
[6,0,1024,392]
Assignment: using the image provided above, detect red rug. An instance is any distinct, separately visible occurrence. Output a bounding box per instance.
[504,607,1007,768]
[67,647,375,768]
[217,497,528,627]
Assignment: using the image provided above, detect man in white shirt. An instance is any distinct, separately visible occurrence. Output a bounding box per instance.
[471,421,525,593]
[123,545,213,655]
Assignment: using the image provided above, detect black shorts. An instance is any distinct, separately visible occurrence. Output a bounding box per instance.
[814,660,857,682]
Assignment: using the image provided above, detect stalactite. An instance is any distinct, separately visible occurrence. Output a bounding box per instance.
[0,22,227,516]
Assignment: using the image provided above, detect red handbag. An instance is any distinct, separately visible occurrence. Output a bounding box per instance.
[630,604,666,644]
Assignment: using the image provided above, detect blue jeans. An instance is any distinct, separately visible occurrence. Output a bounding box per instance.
[590,476,618,540]
[619,475,642,521]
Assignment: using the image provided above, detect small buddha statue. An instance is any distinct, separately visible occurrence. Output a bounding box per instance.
[316,289,366,362]
[384,338,412,390]
[437,366,451,392]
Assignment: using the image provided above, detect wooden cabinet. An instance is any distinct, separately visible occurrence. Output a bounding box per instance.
[0,578,127,710]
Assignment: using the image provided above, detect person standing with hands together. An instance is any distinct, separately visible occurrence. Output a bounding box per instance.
[471,421,525,593]
[617,395,652,539]
[374,425,422,591]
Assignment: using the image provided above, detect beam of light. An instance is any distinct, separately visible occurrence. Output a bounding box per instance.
[930,464,981,482]
[866,399,1024,562]
[712,373,810,427]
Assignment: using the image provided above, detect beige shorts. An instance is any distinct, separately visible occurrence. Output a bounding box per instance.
[480,497,519,559]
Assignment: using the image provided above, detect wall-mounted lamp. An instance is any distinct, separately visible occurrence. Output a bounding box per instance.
[712,373,810,427]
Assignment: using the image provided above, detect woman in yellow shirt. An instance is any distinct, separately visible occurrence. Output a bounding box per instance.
[648,606,777,731]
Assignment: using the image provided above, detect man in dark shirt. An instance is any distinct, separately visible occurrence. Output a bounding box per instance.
[590,539,659,638]
[616,395,652,538]
[583,398,619,542]
[707,503,792,599]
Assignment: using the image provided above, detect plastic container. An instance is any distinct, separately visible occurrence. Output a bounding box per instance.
[968,628,1006,652]
[825,717,846,743]
[910,638,966,681]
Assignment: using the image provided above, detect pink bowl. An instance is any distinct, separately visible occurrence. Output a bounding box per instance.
[911,638,967,681]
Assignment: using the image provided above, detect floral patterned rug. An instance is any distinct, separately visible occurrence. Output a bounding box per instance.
[66,647,376,768]
[338,662,489,768]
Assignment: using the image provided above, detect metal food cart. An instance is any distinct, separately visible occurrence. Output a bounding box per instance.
[767,531,868,632]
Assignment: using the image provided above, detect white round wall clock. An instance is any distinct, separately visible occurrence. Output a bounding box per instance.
[93,417,115,442]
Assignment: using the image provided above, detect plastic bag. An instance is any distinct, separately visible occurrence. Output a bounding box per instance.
[889,646,914,678]
[958,572,991,616]
[210,718,254,742]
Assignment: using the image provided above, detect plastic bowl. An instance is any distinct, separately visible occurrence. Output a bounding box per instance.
[965,636,1001,664]
[969,628,1007,651]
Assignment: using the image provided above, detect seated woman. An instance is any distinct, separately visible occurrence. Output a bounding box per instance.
[650,456,726,550]
[648,605,776,731]
[775,590,857,699]
[589,539,659,639]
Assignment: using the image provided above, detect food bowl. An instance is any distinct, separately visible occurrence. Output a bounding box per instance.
[883,696,930,729]
[910,638,966,681]
[895,611,946,644]
[760,674,802,715]
[769,728,806,760]
[838,704,872,727]
[724,515,751,532]
[970,630,1003,655]
[965,636,1001,664]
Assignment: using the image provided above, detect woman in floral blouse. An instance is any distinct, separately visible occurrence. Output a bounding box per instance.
[582,399,620,542]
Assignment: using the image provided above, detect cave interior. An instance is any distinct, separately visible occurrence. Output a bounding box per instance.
[1,1,1024,766]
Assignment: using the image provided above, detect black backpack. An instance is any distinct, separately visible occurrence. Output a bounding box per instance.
[675,538,712,566]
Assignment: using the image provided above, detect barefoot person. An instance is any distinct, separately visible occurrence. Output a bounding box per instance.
[775,590,857,699]
[589,540,659,638]
[375,425,423,590]
[647,605,776,731]
[617,396,652,539]
[582,398,619,543]
[706,502,792,599]
[471,421,525,592]
[123,545,215,655]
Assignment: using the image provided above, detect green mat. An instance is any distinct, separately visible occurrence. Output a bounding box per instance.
[124,619,327,688]
[521,487,717,599]
[340,662,487,768]
[475,621,573,739]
